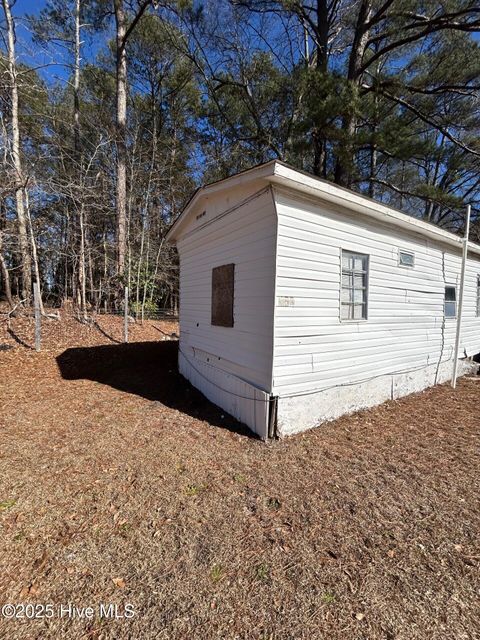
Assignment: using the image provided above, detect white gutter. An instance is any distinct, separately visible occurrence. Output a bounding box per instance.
[452,204,471,389]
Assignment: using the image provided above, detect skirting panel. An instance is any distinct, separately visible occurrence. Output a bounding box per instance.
[179,349,270,440]
[276,359,477,437]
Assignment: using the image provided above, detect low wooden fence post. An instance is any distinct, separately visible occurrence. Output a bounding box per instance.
[124,286,129,343]
[33,281,41,352]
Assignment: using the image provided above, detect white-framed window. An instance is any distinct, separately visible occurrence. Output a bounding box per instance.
[399,250,415,268]
[341,250,369,321]
[444,286,456,318]
[477,276,480,317]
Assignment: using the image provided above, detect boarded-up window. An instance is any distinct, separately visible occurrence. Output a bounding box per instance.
[211,264,235,327]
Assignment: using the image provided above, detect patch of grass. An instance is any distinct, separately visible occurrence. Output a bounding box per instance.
[255,563,270,582]
[233,473,247,484]
[0,499,16,512]
[185,483,207,497]
[321,592,336,604]
[185,484,199,497]
[210,564,223,582]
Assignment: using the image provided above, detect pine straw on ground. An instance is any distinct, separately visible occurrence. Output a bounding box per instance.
[0,313,479,640]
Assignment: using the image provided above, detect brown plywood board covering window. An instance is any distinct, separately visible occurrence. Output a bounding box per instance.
[212,264,235,327]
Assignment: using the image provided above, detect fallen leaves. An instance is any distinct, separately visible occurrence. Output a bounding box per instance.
[19,583,41,598]
[1,312,480,639]
[112,577,126,589]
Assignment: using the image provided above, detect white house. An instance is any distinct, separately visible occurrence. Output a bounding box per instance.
[166,160,480,439]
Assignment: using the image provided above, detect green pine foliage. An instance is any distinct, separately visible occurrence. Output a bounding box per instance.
[0,0,478,307]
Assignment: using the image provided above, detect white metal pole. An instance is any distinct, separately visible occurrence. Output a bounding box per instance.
[452,204,471,389]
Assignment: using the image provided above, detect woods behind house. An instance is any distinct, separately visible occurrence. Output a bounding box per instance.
[0,0,479,317]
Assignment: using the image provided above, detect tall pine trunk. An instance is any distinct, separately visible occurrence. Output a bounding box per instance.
[74,0,87,319]
[115,0,127,278]
[2,0,31,301]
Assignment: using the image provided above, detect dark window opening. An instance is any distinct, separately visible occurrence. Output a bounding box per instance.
[211,264,235,327]
[399,250,415,267]
[445,286,456,318]
[477,276,480,317]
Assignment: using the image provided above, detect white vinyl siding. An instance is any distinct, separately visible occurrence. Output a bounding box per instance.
[177,186,277,391]
[272,188,480,397]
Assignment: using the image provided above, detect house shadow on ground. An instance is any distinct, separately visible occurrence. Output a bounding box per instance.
[56,340,254,438]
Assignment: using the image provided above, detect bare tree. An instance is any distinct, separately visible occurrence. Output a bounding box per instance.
[0,230,14,308]
[113,0,152,278]
[74,0,88,320]
[2,0,31,300]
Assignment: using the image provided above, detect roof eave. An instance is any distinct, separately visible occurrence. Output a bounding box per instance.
[167,158,478,257]
[268,162,479,256]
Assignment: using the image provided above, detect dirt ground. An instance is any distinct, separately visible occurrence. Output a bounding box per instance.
[0,313,479,640]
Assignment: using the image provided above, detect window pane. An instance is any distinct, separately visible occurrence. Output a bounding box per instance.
[342,273,353,287]
[445,286,456,302]
[341,303,352,320]
[354,273,366,288]
[353,304,366,320]
[445,301,456,318]
[341,288,353,303]
[343,252,365,271]
[353,289,364,303]
[399,251,414,267]
[353,256,366,270]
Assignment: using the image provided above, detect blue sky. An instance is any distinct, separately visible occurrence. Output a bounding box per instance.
[12,0,42,14]
[9,0,104,85]
[11,0,70,83]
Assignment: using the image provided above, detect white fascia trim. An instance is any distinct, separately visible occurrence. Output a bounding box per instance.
[269,162,480,257]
